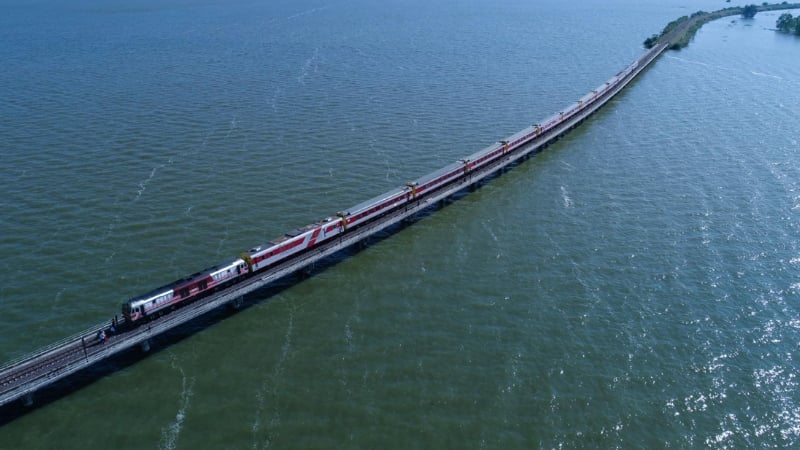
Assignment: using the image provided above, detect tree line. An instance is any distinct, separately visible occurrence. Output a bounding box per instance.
[644,3,800,50]
[742,5,759,19]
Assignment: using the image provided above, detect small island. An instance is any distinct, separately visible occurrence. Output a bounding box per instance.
[776,12,800,33]
[644,2,800,51]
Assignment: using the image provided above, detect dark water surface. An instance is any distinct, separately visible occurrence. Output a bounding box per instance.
[1,0,798,448]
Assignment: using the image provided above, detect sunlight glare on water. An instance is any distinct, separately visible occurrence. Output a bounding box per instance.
[0,1,798,448]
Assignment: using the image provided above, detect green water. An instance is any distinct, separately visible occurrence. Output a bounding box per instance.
[1,1,798,448]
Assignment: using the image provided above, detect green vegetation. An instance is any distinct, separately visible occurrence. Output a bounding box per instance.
[742,5,759,18]
[661,15,690,36]
[643,34,660,49]
[776,12,800,34]
[643,15,691,49]
[644,2,800,51]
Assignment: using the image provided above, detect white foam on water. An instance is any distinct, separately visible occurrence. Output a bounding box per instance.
[297,48,320,85]
[133,164,164,202]
[225,116,238,138]
[751,71,782,80]
[159,361,195,450]
[665,55,738,73]
[560,185,573,208]
[251,307,295,450]
[286,6,330,22]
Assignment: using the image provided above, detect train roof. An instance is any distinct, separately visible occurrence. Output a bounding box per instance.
[413,159,465,186]
[459,141,499,163]
[245,223,322,254]
[342,185,408,216]
[125,257,244,305]
[284,223,319,238]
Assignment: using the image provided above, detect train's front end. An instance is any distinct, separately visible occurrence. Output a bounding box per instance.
[122,300,144,323]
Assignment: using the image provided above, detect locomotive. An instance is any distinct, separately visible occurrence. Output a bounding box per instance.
[121,60,640,325]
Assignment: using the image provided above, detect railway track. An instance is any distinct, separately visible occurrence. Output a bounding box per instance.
[0,19,685,415]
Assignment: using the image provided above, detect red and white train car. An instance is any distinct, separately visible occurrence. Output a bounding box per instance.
[120,58,641,326]
[123,257,249,323]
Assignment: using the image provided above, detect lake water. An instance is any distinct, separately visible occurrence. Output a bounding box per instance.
[1,0,799,448]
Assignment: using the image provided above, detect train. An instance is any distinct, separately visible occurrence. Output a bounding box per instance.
[120,59,643,325]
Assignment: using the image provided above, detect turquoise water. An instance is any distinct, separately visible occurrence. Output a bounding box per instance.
[1,1,799,448]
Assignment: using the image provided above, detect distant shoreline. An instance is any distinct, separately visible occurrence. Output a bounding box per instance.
[644,2,800,50]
